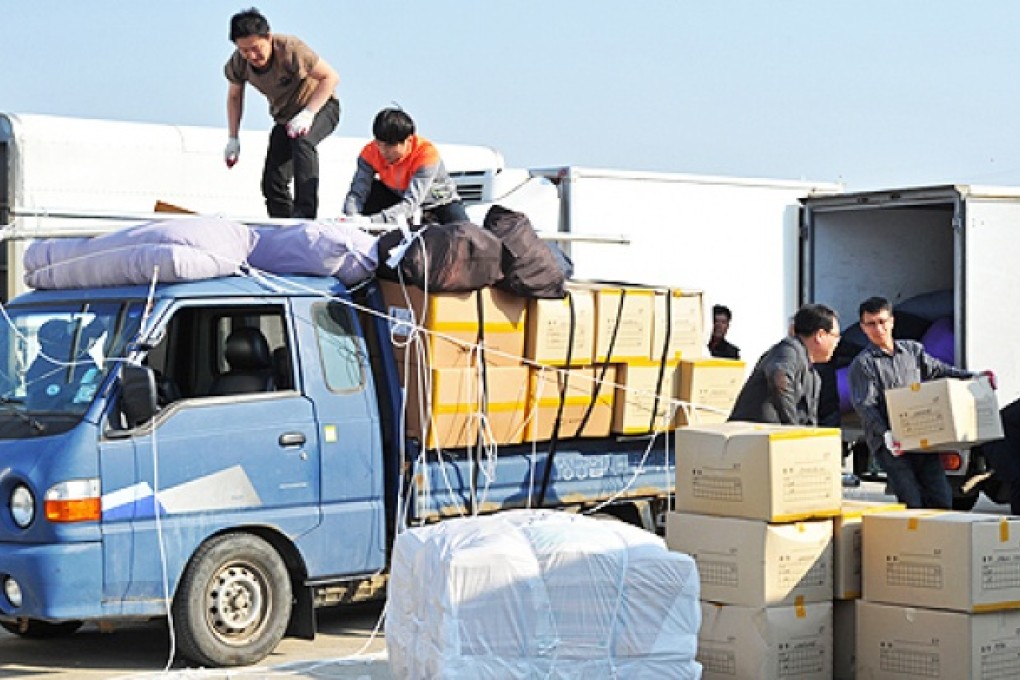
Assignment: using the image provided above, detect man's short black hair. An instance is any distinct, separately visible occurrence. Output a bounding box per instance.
[793,303,838,336]
[859,296,893,319]
[373,108,415,144]
[230,8,270,41]
[712,304,732,321]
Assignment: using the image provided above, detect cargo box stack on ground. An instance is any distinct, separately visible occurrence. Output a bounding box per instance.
[829,500,905,680]
[855,510,1020,680]
[666,422,844,680]
[381,277,744,451]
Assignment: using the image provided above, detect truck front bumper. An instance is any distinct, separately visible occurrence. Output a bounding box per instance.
[0,541,102,621]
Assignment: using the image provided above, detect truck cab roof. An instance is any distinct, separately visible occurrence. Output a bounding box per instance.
[9,274,350,306]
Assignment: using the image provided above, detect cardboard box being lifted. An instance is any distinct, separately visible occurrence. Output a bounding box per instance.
[698,601,833,680]
[862,510,1020,613]
[674,422,843,522]
[856,599,1020,680]
[666,511,833,607]
[885,377,1003,451]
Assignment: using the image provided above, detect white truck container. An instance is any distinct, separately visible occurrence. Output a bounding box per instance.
[519,167,842,363]
[800,184,1020,507]
[0,112,505,300]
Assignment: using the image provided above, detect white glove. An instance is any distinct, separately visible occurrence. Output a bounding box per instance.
[340,214,373,227]
[224,137,240,168]
[883,430,904,456]
[286,108,315,138]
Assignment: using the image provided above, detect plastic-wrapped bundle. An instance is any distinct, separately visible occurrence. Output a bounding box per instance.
[248,220,379,285]
[24,216,256,289]
[387,509,702,680]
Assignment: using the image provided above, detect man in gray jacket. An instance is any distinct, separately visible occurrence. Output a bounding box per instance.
[728,303,840,425]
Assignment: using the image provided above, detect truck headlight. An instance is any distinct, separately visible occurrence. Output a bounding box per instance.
[10,485,34,528]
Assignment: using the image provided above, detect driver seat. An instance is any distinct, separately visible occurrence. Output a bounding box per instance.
[209,328,275,396]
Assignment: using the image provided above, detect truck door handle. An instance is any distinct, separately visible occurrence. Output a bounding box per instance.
[279,432,306,447]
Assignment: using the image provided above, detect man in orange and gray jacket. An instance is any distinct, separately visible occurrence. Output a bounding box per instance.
[343,108,468,226]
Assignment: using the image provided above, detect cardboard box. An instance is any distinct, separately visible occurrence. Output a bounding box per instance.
[651,288,704,361]
[524,366,615,441]
[886,377,1003,451]
[856,599,1020,680]
[832,599,855,680]
[862,510,1020,612]
[665,512,833,607]
[381,281,526,369]
[400,364,529,449]
[524,289,595,366]
[674,422,843,522]
[698,601,833,680]
[832,500,905,600]
[568,282,654,363]
[676,358,746,426]
[611,360,679,434]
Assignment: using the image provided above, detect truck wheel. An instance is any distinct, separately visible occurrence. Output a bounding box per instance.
[0,619,83,638]
[172,533,292,668]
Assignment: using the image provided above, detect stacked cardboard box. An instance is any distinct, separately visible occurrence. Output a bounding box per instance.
[675,358,745,426]
[667,423,843,679]
[855,510,1020,679]
[829,500,904,680]
[381,281,529,448]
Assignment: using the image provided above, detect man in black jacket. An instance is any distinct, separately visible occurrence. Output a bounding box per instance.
[728,304,840,425]
[708,304,740,359]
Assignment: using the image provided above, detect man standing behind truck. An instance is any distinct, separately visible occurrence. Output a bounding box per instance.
[849,296,995,509]
[708,304,740,359]
[728,303,840,426]
[224,8,340,218]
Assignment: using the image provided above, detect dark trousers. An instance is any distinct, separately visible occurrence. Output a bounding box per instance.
[261,97,340,218]
[362,178,468,225]
[878,448,952,509]
[977,398,1020,514]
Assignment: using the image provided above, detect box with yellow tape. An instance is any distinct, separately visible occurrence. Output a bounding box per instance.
[399,363,529,449]
[524,365,616,441]
[611,359,680,435]
[380,281,526,369]
[675,422,843,522]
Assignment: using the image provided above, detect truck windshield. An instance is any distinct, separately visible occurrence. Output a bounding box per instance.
[0,301,144,419]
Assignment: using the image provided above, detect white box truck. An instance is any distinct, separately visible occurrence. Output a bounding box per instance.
[503,166,842,363]
[801,184,1020,508]
[0,112,505,300]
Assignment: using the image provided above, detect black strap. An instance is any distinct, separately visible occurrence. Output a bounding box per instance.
[469,290,489,516]
[537,292,577,506]
[648,287,674,432]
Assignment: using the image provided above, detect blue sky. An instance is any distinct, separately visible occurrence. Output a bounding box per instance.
[6,1,1020,190]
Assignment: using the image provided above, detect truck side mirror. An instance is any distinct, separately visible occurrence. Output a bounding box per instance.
[120,364,159,427]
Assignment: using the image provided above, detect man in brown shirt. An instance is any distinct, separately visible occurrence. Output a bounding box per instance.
[224,9,340,218]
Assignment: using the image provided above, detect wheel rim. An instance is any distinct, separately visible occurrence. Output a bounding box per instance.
[206,562,270,644]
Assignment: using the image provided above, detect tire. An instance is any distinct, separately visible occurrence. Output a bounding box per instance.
[0,619,83,638]
[172,533,292,668]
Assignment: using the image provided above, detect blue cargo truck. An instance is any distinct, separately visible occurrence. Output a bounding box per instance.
[0,274,674,666]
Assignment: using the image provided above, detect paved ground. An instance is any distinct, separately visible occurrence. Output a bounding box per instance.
[2,481,1009,679]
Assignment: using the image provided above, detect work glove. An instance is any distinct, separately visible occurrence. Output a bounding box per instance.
[981,370,998,390]
[340,214,373,227]
[883,430,904,457]
[286,108,315,138]
[224,137,240,168]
